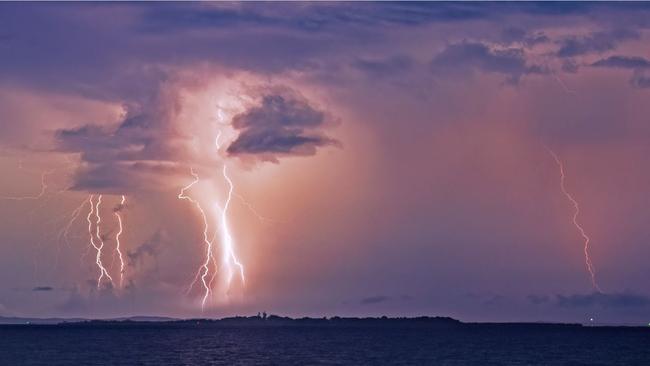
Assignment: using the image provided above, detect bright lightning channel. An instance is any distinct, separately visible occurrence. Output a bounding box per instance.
[86,194,114,288]
[216,129,279,225]
[215,132,245,290]
[547,148,602,293]
[216,165,245,288]
[114,195,127,287]
[178,168,215,309]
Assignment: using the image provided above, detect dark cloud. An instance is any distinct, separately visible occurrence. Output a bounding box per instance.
[0,2,534,94]
[500,27,549,47]
[500,27,527,44]
[227,90,338,162]
[128,231,166,268]
[136,2,495,34]
[591,56,650,89]
[0,2,645,105]
[524,33,550,47]
[352,55,414,78]
[555,292,650,309]
[591,55,650,69]
[1,2,642,102]
[53,76,338,192]
[556,29,639,58]
[360,295,390,305]
[52,89,197,193]
[56,94,184,165]
[32,286,53,292]
[136,2,650,35]
[562,59,579,74]
[430,41,544,83]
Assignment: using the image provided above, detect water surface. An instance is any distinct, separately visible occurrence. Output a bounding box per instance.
[1,323,649,365]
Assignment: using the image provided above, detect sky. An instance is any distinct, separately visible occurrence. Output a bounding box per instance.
[1,2,650,324]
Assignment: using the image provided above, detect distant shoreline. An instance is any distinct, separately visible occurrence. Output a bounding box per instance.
[2,315,643,328]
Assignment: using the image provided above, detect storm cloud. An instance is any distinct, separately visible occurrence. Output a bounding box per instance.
[591,55,650,69]
[430,41,544,83]
[49,81,198,193]
[2,2,650,323]
[227,90,338,161]
[591,55,650,89]
[556,29,639,57]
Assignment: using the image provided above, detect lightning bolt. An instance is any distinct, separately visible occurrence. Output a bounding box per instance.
[86,194,114,288]
[50,198,89,271]
[216,164,245,289]
[215,131,245,290]
[57,199,89,247]
[2,161,126,291]
[232,192,284,225]
[216,130,280,225]
[178,168,215,309]
[547,148,602,293]
[114,195,127,287]
[179,127,245,308]
[0,170,52,201]
[1,167,84,280]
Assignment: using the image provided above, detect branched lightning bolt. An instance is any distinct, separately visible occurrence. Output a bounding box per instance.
[0,170,52,201]
[216,164,246,289]
[50,198,89,271]
[86,194,113,288]
[216,129,280,225]
[178,168,215,308]
[547,148,602,293]
[2,161,126,291]
[114,195,127,287]
[232,191,284,225]
[58,199,89,247]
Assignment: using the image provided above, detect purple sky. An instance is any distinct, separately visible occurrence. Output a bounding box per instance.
[1,2,650,324]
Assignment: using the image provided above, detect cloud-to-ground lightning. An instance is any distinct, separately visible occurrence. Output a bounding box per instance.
[114,195,127,287]
[178,168,215,308]
[547,147,603,293]
[86,194,114,288]
[216,164,246,289]
[214,130,245,290]
[178,127,246,307]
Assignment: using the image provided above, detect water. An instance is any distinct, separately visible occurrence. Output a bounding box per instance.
[1,323,649,365]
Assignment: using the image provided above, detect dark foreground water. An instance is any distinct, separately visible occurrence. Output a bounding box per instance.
[1,323,649,365]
